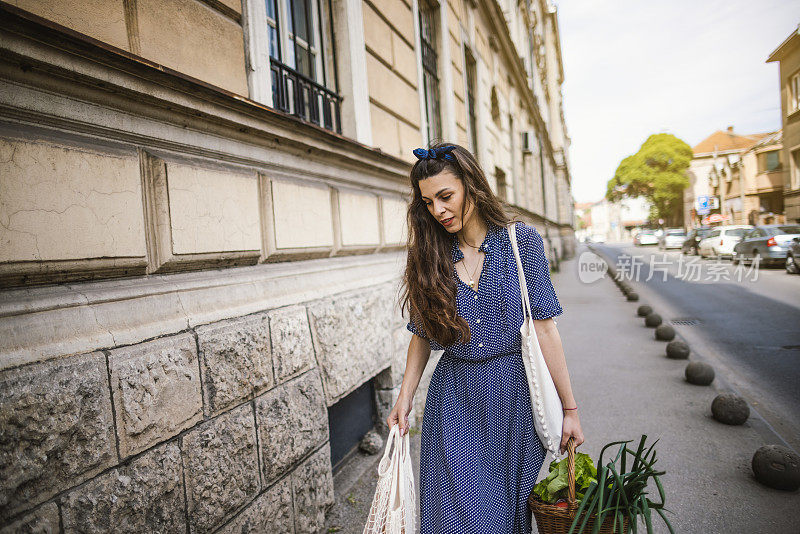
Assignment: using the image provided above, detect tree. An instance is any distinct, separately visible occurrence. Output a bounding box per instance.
[606,133,692,226]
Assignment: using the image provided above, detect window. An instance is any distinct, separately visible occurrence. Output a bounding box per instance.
[724,228,748,237]
[758,150,781,173]
[266,0,341,132]
[266,0,281,60]
[495,167,507,201]
[792,149,800,190]
[490,86,500,123]
[418,0,442,144]
[790,71,800,115]
[464,47,478,155]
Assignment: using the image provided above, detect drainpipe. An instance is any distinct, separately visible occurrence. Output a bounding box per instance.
[538,134,558,271]
[739,163,746,225]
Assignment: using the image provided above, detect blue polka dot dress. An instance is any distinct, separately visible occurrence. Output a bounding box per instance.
[407,220,563,534]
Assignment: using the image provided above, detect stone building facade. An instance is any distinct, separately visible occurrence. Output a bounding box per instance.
[0,0,573,531]
[768,24,800,224]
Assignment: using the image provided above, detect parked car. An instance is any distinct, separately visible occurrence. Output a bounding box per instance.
[697,225,752,259]
[732,224,800,267]
[681,227,713,255]
[658,228,687,250]
[786,235,800,274]
[590,233,607,244]
[634,229,658,246]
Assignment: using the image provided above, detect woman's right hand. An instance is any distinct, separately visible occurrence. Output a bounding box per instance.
[386,394,413,436]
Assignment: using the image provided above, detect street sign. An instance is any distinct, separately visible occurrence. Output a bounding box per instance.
[696,195,711,216]
[697,196,719,217]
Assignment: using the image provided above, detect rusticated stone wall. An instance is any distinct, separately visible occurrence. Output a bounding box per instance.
[0,282,409,533]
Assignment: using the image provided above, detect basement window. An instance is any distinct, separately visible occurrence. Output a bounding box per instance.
[328,378,377,473]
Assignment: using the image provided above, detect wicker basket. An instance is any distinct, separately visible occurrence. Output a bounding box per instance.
[529,438,630,534]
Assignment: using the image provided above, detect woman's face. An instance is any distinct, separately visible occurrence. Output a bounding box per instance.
[418,169,474,234]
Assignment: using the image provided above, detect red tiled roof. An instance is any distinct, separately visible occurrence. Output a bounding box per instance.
[693,130,772,155]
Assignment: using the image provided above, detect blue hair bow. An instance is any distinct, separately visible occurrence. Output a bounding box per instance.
[412,145,457,162]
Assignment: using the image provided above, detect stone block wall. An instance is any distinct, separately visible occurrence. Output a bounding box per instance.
[0,282,411,533]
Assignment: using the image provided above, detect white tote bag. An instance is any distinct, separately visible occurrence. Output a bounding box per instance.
[363,423,418,534]
[507,223,565,482]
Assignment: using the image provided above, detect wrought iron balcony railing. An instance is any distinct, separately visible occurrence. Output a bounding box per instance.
[270,58,342,134]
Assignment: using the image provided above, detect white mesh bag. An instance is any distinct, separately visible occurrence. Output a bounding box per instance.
[362,423,417,534]
[508,222,566,484]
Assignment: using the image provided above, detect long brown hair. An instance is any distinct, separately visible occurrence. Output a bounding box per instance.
[400,142,515,347]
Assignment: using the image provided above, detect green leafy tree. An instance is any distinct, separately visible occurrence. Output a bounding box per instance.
[606,133,692,226]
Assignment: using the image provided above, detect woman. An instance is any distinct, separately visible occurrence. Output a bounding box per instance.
[386,142,585,534]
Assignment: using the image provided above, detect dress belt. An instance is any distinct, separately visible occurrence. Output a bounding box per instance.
[441,348,522,363]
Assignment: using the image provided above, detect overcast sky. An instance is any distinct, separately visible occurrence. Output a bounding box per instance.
[557,0,800,204]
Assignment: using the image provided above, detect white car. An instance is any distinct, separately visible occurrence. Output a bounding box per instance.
[590,233,606,243]
[658,228,687,250]
[635,229,659,246]
[697,225,753,259]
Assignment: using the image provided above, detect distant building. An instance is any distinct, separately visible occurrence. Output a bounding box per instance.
[722,131,787,225]
[573,201,593,233]
[768,24,800,224]
[577,196,650,243]
[685,127,773,228]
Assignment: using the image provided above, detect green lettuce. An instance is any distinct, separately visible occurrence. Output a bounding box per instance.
[532,453,598,504]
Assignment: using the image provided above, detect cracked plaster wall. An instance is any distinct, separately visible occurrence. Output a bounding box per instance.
[166,162,262,255]
[0,138,146,262]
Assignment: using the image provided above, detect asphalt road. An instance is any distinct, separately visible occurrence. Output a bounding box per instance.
[591,241,800,451]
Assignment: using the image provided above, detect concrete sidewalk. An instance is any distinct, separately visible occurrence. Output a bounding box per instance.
[325,245,799,533]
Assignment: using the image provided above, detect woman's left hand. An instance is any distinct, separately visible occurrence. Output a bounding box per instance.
[559,412,585,455]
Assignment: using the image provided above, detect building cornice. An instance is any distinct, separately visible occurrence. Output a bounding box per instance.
[767,23,800,63]
[692,149,749,159]
[0,2,413,180]
[546,4,565,85]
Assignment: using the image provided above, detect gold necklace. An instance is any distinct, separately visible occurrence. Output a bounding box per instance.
[462,252,483,289]
[457,228,487,288]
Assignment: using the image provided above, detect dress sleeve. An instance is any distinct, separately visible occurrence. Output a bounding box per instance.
[515,223,564,321]
[406,318,445,351]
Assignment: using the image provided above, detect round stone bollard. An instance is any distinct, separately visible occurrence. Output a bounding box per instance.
[644,313,662,328]
[655,324,676,341]
[711,394,750,425]
[637,305,653,317]
[359,429,384,455]
[666,340,690,359]
[752,445,800,491]
[626,292,639,302]
[685,361,715,385]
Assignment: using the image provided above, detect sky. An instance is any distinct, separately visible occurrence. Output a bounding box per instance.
[556,0,800,204]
